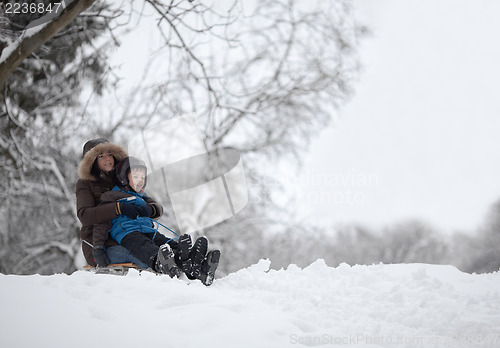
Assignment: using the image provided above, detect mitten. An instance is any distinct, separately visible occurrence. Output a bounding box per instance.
[93,246,110,267]
[135,205,153,217]
[117,203,140,219]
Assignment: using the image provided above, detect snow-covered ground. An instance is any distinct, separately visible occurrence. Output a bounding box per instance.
[1,260,499,348]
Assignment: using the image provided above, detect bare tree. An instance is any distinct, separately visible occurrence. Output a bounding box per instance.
[378,220,448,264]
[85,1,366,274]
[108,0,364,156]
[462,200,500,273]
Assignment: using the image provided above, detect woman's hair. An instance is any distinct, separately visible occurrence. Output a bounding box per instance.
[82,138,108,158]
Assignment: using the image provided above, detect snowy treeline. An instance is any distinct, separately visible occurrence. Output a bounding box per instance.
[261,211,500,275]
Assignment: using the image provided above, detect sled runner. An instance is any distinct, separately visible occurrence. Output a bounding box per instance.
[83,263,146,276]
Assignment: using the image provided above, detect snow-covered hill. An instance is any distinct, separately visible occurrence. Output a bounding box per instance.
[1,260,499,348]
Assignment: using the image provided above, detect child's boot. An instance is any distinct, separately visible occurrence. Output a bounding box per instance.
[175,234,193,274]
[199,250,220,286]
[156,244,181,278]
[187,236,208,279]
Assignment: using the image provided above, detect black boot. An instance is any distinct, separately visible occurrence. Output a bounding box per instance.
[199,250,220,286]
[175,234,193,274]
[156,244,181,278]
[186,236,208,280]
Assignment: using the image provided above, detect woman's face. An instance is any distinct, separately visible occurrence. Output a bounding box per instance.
[128,168,146,193]
[97,152,114,173]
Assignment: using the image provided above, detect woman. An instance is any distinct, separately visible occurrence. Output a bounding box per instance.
[76,138,149,268]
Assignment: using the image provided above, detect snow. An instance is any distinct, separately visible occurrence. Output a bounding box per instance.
[1,260,499,348]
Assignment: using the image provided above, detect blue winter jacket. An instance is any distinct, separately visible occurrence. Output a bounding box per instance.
[108,186,158,244]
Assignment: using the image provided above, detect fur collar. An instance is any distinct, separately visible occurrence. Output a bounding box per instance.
[78,142,128,181]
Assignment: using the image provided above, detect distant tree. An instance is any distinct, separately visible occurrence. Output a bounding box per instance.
[378,220,448,264]
[463,200,500,273]
[448,232,478,272]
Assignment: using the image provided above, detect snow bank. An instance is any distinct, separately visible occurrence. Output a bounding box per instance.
[1,261,499,348]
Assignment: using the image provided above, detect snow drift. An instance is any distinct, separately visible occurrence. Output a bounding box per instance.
[1,260,499,348]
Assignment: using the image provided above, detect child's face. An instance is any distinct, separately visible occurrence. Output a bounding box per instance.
[128,168,146,193]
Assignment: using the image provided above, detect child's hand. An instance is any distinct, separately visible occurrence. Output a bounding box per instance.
[117,202,152,218]
[135,205,153,217]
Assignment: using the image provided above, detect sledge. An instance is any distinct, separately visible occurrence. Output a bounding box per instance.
[83,263,149,276]
[82,249,220,286]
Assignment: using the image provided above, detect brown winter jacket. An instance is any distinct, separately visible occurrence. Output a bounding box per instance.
[76,142,128,266]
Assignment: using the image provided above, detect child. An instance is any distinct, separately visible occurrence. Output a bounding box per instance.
[93,156,220,285]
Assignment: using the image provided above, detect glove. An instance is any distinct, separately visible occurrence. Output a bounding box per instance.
[118,203,152,219]
[93,246,110,267]
[136,205,153,217]
[148,203,158,217]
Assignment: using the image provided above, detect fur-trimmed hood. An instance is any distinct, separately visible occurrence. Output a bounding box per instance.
[78,142,128,181]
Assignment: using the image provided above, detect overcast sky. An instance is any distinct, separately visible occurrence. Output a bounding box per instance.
[293,0,500,234]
